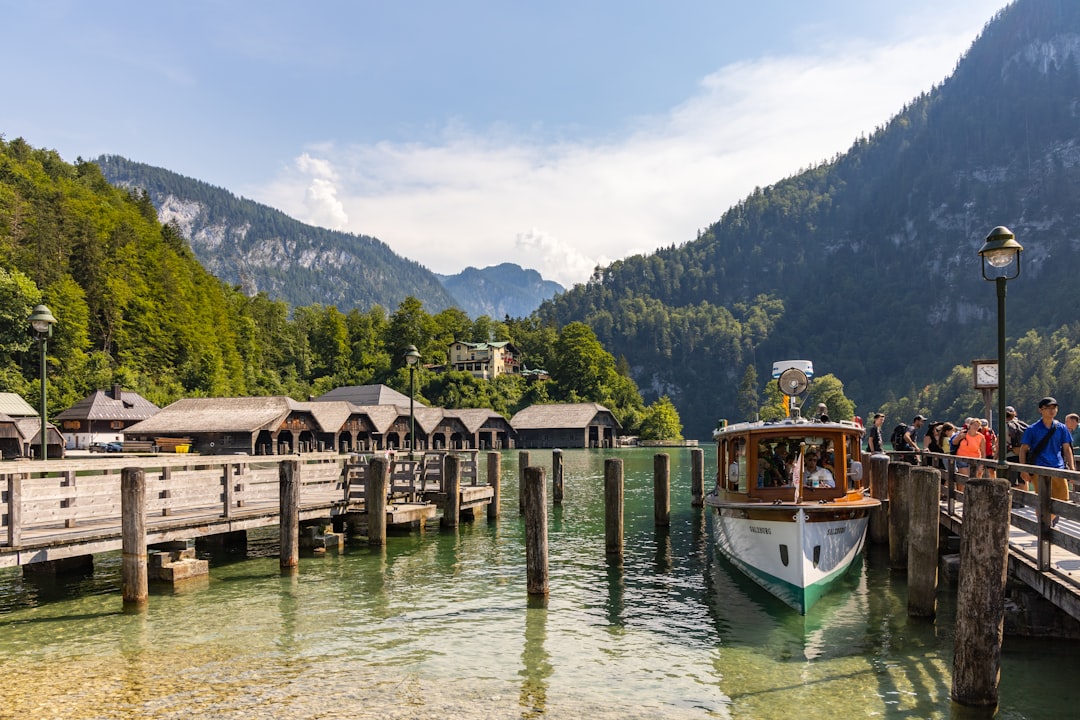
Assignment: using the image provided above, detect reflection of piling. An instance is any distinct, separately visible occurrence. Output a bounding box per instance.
[486,452,501,520]
[121,467,148,608]
[605,458,624,557]
[524,466,549,596]
[887,462,911,570]
[907,466,940,618]
[552,449,564,504]
[952,478,1010,708]
[443,455,461,528]
[654,453,670,528]
[518,451,530,514]
[690,447,704,506]
[279,459,300,571]
[868,455,889,545]
[367,456,388,545]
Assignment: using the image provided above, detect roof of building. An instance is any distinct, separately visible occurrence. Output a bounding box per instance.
[346,405,404,435]
[315,384,424,407]
[125,397,294,435]
[452,340,517,352]
[0,393,38,418]
[510,403,621,430]
[443,408,511,433]
[55,387,160,422]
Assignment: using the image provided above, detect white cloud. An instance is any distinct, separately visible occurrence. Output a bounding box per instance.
[256,21,988,289]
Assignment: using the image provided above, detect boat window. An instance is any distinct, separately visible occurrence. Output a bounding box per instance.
[725,438,747,491]
[755,435,841,488]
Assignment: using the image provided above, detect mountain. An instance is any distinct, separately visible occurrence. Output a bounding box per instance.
[436,263,564,319]
[537,0,1080,438]
[95,156,458,313]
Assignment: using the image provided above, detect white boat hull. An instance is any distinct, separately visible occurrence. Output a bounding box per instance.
[707,502,872,613]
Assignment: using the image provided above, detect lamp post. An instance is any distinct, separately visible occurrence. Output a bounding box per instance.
[28,304,57,461]
[978,226,1023,479]
[405,344,420,458]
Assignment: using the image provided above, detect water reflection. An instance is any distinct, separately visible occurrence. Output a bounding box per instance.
[519,597,552,718]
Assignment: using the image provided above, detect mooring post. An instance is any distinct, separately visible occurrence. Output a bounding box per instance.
[605,458,624,557]
[486,451,501,520]
[518,450,530,514]
[908,466,941,618]
[279,459,300,571]
[552,448,564,504]
[443,455,461,528]
[951,477,1011,708]
[868,454,890,545]
[367,456,388,545]
[654,452,670,528]
[523,465,549,596]
[888,462,912,570]
[121,467,148,608]
[690,447,704,507]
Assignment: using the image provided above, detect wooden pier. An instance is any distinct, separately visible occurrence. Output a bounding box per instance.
[1,450,494,569]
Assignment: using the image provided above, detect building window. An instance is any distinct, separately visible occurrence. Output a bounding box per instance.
[110,420,124,430]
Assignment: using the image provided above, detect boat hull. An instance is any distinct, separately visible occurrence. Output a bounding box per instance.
[706,500,874,613]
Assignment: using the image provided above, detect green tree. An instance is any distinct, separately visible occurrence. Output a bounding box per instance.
[639,396,684,441]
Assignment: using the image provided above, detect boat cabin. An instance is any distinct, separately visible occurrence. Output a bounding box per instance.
[715,421,865,503]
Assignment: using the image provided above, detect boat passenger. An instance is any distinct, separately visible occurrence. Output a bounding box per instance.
[804,451,835,488]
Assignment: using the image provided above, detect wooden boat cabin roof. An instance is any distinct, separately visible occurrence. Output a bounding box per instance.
[712,417,866,503]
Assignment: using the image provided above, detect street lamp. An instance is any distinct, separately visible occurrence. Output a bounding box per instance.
[404,344,420,458]
[28,304,57,461]
[978,226,1023,479]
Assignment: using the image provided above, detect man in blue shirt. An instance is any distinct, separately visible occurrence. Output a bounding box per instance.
[1018,397,1075,526]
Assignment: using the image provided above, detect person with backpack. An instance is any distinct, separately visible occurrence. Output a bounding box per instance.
[891,415,925,463]
[1018,397,1075,526]
[1005,405,1029,485]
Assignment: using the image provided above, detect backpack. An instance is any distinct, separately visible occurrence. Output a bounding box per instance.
[1007,418,1028,451]
[890,424,909,451]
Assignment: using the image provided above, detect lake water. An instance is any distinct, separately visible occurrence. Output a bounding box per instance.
[0,448,1076,719]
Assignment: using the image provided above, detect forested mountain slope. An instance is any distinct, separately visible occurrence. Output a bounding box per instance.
[538,0,1080,437]
[96,155,457,313]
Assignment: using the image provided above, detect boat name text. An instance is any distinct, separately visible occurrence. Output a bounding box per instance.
[749,526,771,535]
[826,527,846,536]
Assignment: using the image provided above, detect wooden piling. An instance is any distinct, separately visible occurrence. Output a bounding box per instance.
[523,465,549,596]
[367,456,389,545]
[888,461,911,570]
[121,467,148,608]
[951,478,1011,708]
[518,450,530,514]
[654,452,670,528]
[279,459,300,570]
[690,447,704,507]
[907,466,941,618]
[605,458,624,557]
[552,449,564,504]
[486,451,501,520]
[443,455,461,528]
[868,454,890,545]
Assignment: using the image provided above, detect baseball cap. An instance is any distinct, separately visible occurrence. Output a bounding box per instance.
[913,414,927,421]
[1038,397,1058,408]
[1005,406,1016,414]
[873,412,884,419]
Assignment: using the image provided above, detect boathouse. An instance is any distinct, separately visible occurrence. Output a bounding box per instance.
[444,408,515,449]
[510,402,620,448]
[54,385,159,450]
[0,393,64,459]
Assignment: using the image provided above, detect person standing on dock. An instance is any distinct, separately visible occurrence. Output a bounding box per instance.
[1018,397,1075,526]
[867,412,885,453]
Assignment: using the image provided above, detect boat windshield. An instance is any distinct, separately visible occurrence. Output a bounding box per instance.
[717,429,863,498]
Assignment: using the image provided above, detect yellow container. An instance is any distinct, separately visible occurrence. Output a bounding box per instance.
[175,444,190,454]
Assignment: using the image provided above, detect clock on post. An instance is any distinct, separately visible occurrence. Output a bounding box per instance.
[972,359,999,389]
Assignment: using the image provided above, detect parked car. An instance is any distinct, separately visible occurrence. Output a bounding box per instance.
[89,441,123,453]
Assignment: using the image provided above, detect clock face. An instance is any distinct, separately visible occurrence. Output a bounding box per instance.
[976,363,999,387]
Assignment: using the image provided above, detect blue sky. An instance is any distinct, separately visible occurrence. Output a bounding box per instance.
[3,1,1011,287]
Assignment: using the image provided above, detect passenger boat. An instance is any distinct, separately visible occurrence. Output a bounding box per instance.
[705,360,880,613]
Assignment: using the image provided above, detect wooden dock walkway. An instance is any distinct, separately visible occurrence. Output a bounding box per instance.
[1,450,494,568]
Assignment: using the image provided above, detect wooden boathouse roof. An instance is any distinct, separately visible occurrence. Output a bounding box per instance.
[126,397,296,434]
[0,393,37,418]
[55,387,159,422]
[510,402,621,430]
[314,384,424,408]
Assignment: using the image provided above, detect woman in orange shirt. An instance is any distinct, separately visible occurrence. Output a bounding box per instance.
[955,418,986,480]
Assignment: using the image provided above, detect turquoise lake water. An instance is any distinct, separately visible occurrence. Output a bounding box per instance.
[0,447,1076,719]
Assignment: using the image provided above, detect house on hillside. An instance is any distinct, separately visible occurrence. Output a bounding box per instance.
[510,402,620,449]
[54,385,159,450]
[448,341,520,380]
[0,392,64,459]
